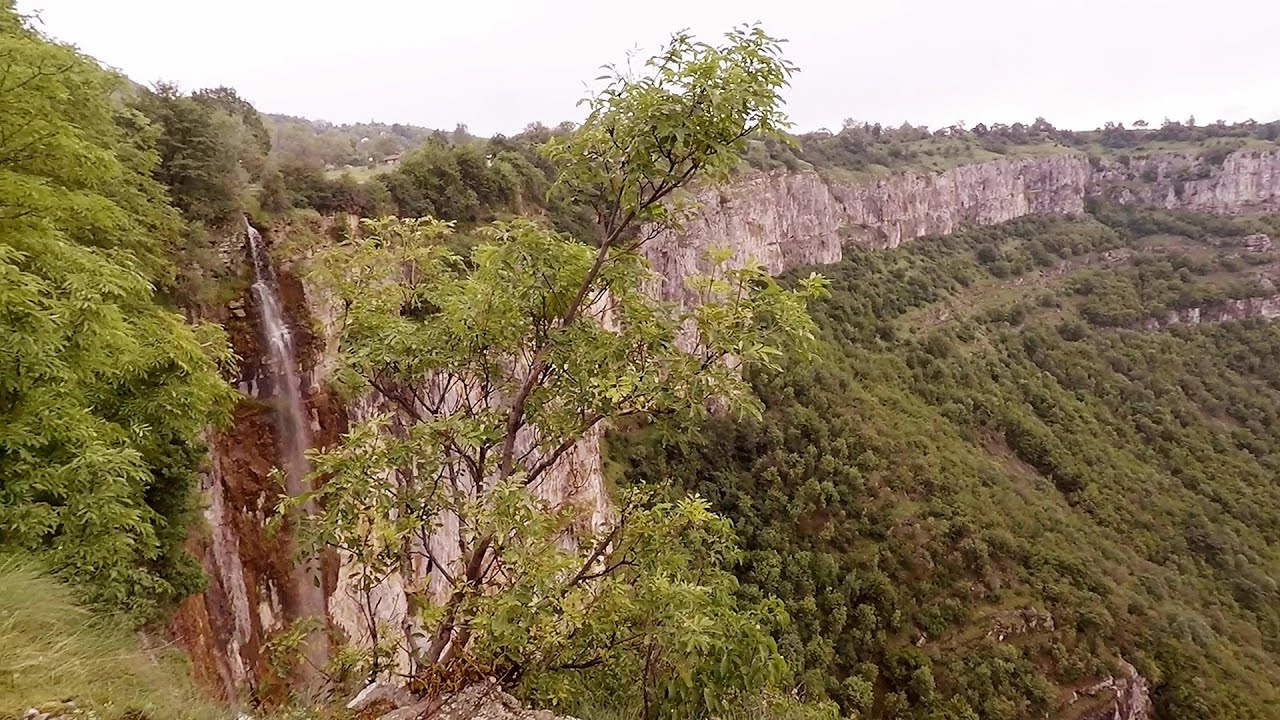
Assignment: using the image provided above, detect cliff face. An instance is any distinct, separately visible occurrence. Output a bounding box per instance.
[1145,293,1280,329]
[1070,660,1153,720]
[644,148,1280,302]
[179,146,1280,701]
[170,225,348,703]
[1094,150,1280,213]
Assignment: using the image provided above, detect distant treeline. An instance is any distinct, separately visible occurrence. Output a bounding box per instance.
[129,79,1280,249]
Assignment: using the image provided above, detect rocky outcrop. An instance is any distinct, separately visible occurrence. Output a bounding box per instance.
[1093,150,1280,214]
[644,148,1280,302]
[1068,660,1153,720]
[1207,233,1273,253]
[986,607,1055,642]
[1144,294,1280,329]
[645,154,1091,303]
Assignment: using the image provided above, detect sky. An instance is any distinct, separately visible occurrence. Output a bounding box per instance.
[17,0,1280,136]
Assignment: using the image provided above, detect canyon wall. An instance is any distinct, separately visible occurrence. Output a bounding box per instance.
[178,146,1280,703]
[644,148,1280,302]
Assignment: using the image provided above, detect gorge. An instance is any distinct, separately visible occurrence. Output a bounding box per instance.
[179,146,1280,714]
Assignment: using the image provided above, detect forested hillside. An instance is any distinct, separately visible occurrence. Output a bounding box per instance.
[616,207,1280,719]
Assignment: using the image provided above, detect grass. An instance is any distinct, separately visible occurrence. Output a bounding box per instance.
[815,139,1082,185]
[0,557,229,720]
[1083,136,1280,158]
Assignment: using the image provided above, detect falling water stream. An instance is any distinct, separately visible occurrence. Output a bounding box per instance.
[245,219,327,679]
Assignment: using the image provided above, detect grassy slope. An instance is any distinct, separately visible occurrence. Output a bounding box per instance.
[0,558,227,720]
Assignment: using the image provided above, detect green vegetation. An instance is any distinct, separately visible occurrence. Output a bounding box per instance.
[739,117,1280,180]
[0,2,232,620]
[265,114,447,170]
[615,208,1280,719]
[289,28,837,719]
[131,83,273,228]
[0,558,227,719]
[8,0,1280,717]
[274,123,598,240]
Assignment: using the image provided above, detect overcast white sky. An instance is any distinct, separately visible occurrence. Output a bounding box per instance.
[17,0,1280,135]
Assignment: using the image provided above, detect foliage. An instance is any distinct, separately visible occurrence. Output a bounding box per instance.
[290,28,826,719]
[546,25,794,242]
[0,2,233,619]
[194,86,272,158]
[0,556,228,719]
[757,116,1280,180]
[614,209,1280,718]
[380,140,527,222]
[265,114,444,169]
[278,162,393,216]
[131,82,268,228]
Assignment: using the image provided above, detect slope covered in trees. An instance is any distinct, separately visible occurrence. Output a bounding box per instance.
[0,2,232,619]
[615,208,1280,719]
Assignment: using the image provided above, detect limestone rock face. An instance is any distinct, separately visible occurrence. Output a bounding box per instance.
[1093,150,1280,213]
[644,172,845,304]
[644,154,1091,302]
[643,148,1280,302]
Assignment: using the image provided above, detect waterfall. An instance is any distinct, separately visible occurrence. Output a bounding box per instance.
[247,220,312,485]
[244,219,327,678]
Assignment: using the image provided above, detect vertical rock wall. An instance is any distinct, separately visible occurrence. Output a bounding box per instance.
[643,148,1280,302]
[169,224,346,703]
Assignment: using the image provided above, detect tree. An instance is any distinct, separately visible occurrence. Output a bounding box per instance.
[0,2,233,618]
[132,82,248,227]
[292,26,825,718]
[193,85,271,156]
